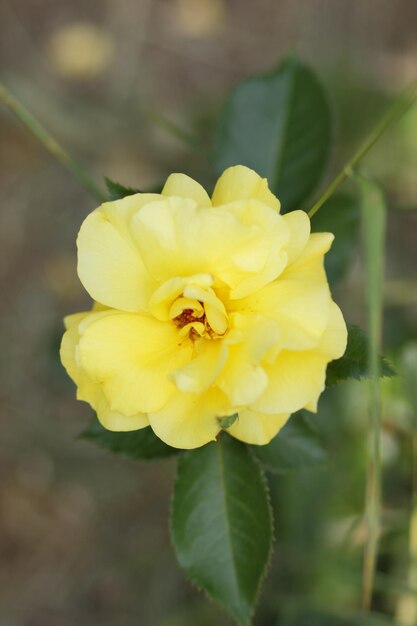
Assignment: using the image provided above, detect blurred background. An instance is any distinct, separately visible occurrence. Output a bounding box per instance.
[1,0,417,624]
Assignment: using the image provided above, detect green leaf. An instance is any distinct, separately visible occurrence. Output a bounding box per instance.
[311,192,360,284]
[171,435,273,626]
[252,412,327,474]
[326,324,395,387]
[105,177,140,200]
[213,55,331,212]
[80,418,179,460]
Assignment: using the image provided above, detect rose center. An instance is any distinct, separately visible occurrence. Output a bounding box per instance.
[173,304,215,339]
[173,307,203,328]
[148,274,229,339]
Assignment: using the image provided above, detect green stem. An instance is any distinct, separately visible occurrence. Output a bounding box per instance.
[358,175,386,611]
[143,107,203,154]
[361,446,381,611]
[0,81,106,202]
[395,434,417,624]
[308,78,417,218]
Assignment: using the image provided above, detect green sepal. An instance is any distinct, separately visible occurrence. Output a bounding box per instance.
[105,177,140,200]
[218,413,238,430]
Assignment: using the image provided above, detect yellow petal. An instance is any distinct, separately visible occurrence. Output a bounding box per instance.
[60,310,114,407]
[221,200,289,298]
[183,284,229,334]
[282,210,311,264]
[253,351,327,415]
[291,303,347,413]
[242,283,330,351]
[132,195,286,298]
[239,249,331,351]
[61,310,149,430]
[95,393,149,431]
[253,302,347,415]
[218,316,280,405]
[227,409,290,445]
[92,301,109,312]
[149,274,212,321]
[218,349,268,405]
[162,173,211,207]
[317,300,347,360]
[63,311,89,332]
[285,232,334,274]
[78,312,193,415]
[131,196,246,283]
[148,388,227,449]
[77,194,160,312]
[60,310,91,390]
[212,165,280,211]
[171,338,228,393]
[235,314,281,363]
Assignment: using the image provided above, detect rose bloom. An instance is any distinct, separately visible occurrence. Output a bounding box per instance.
[61,165,347,449]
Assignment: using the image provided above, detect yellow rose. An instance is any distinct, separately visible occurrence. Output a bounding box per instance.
[60,165,347,449]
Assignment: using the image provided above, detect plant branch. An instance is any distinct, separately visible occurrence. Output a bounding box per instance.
[395,434,417,624]
[143,107,201,151]
[308,78,417,218]
[358,175,386,611]
[0,81,106,202]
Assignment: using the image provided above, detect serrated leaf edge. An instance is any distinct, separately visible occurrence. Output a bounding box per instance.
[169,438,274,626]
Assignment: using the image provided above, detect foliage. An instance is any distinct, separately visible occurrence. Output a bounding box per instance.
[105,177,140,200]
[252,411,327,474]
[213,56,331,212]
[326,324,395,387]
[171,435,273,626]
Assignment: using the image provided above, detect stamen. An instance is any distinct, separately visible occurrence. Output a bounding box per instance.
[173,308,204,329]
[173,303,219,339]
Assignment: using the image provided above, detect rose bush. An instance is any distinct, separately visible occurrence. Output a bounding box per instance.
[60,165,347,449]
